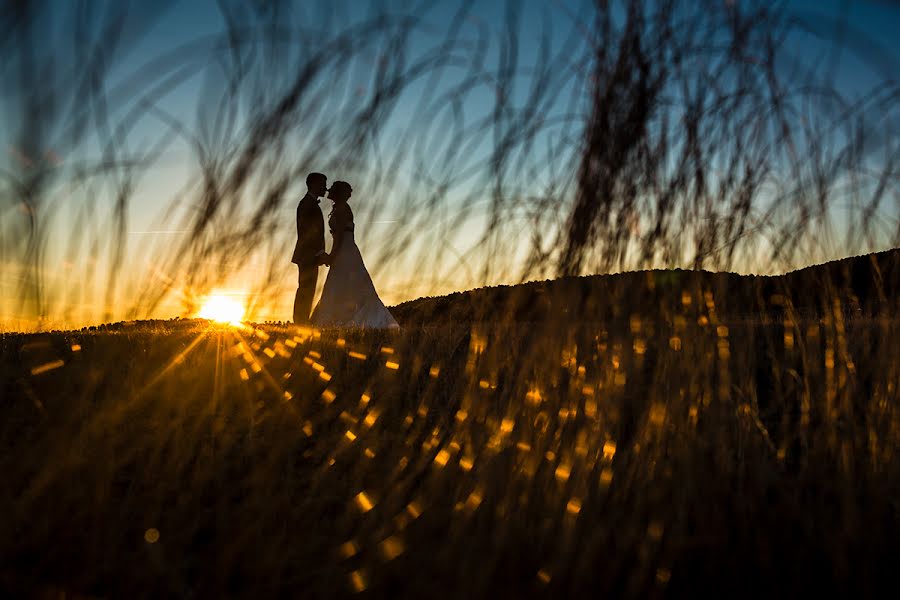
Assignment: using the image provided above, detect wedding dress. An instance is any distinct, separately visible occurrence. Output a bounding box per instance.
[310,204,399,329]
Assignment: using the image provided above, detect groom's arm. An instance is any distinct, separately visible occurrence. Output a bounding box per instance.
[296,201,322,261]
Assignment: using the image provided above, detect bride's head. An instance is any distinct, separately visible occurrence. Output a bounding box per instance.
[327,181,352,203]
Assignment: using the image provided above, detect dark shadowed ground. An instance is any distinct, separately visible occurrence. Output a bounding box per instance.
[1,256,898,598]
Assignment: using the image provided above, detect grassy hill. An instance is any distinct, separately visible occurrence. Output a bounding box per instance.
[1,250,898,597]
[392,248,899,325]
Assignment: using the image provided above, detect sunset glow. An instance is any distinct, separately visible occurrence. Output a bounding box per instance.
[198,294,246,325]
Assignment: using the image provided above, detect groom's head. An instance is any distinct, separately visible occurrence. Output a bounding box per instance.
[306,172,327,198]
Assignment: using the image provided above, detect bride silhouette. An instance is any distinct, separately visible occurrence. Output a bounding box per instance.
[310,181,399,329]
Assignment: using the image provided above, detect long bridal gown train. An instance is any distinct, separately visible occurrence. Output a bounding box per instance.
[310,218,399,329]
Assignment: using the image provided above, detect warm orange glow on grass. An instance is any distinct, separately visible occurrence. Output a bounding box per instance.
[198,293,246,325]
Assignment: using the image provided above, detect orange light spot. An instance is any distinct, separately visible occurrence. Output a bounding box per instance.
[406,501,422,519]
[464,488,483,511]
[603,440,616,460]
[30,360,64,375]
[349,570,367,593]
[379,536,404,561]
[354,491,374,513]
[434,449,451,467]
[339,540,359,559]
[630,314,642,333]
[566,497,582,515]
[600,467,613,487]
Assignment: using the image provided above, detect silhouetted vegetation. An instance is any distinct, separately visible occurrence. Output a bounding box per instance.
[2,307,898,597]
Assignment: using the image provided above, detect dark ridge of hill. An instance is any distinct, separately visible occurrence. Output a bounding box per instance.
[391,248,899,325]
[0,318,239,337]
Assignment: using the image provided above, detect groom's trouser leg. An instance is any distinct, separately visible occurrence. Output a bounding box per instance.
[293,264,317,324]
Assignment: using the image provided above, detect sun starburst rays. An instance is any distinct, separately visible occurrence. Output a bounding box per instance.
[198,293,246,326]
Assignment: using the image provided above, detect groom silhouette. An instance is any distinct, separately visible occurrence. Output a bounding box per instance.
[291,172,327,324]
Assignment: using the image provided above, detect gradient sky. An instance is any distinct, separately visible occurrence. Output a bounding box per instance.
[2,0,898,329]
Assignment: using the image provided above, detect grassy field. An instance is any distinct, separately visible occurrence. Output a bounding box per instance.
[1,309,898,598]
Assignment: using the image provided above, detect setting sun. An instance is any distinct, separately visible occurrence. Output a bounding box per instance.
[198,294,246,325]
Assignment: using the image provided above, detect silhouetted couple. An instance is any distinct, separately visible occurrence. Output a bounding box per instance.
[291,173,398,329]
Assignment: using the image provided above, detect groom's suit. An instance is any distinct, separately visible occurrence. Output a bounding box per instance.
[291,193,325,324]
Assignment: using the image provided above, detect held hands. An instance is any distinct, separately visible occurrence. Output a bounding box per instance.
[316,251,331,267]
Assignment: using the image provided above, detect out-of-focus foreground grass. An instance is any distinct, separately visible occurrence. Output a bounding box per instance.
[1,304,898,598]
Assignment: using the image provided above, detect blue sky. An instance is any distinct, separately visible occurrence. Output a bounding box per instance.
[1,0,898,328]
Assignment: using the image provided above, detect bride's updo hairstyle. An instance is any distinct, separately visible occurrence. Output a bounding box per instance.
[330,181,352,202]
